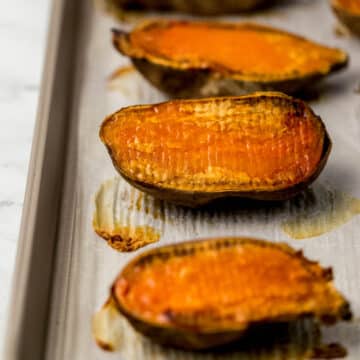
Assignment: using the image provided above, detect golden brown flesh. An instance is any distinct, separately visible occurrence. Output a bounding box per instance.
[100,92,331,206]
[105,0,269,15]
[332,0,360,36]
[113,21,348,97]
[111,237,351,350]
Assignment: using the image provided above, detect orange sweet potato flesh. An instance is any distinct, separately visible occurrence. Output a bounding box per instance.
[335,0,360,14]
[100,92,330,206]
[114,21,348,85]
[112,238,351,349]
[332,0,360,36]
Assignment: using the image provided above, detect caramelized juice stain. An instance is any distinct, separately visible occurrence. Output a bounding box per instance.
[135,192,143,211]
[282,189,360,240]
[92,296,123,352]
[106,64,149,100]
[354,83,360,94]
[134,191,166,221]
[106,225,160,252]
[108,65,135,82]
[144,193,150,215]
[107,65,137,95]
[94,178,163,251]
[152,198,160,219]
[334,23,351,37]
[127,186,136,212]
[153,198,166,220]
[308,343,347,359]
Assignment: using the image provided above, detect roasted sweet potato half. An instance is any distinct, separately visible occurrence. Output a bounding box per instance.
[105,0,269,15]
[100,92,331,207]
[332,0,360,36]
[103,237,351,350]
[112,21,348,98]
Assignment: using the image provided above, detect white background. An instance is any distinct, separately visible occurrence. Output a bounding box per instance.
[0,0,50,354]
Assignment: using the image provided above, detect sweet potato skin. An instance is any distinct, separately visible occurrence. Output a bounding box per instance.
[106,0,269,14]
[110,238,351,350]
[112,22,348,98]
[130,58,336,99]
[100,93,331,207]
[332,0,360,36]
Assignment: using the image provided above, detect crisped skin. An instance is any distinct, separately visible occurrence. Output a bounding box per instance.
[112,238,351,349]
[115,21,348,83]
[100,93,327,196]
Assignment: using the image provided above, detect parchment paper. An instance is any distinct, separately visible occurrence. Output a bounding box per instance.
[46,1,360,358]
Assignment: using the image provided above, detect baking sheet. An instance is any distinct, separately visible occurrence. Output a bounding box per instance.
[8,0,360,359]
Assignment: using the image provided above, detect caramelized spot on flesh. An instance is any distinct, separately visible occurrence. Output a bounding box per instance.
[115,240,345,330]
[128,22,345,79]
[336,0,360,14]
[101,95,325,192]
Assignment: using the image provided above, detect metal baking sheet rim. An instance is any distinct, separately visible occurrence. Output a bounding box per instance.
[3,0,80,359]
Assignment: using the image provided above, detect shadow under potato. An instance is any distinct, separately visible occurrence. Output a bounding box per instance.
[177,187,318,221]
[295,70,355,103]
[168,182,359,241]
[205,319,320,355]
[145,318,324,359]
[140,318,351,359]
[104,0,278,14]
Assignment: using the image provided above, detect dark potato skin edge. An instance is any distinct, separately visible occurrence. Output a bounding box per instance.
[112,28,349,98]
[107,0,269,15]
[130,58,347,98]
[332,1,360,36]
[109,238,352,350]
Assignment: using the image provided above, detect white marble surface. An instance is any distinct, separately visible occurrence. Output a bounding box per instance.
[0,0,50,354]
